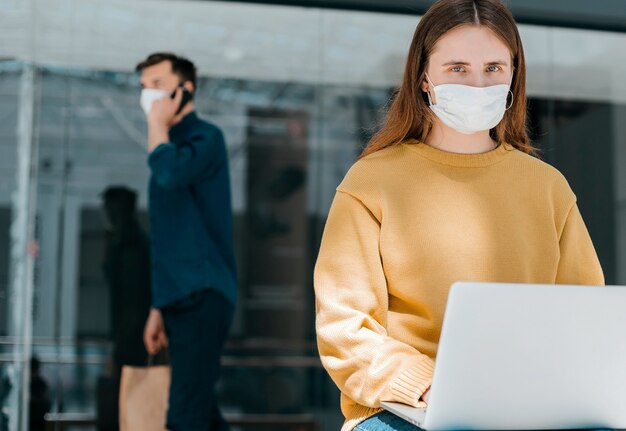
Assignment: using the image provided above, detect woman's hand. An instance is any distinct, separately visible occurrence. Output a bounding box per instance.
[421,387,431,404]
[144,309,168,355]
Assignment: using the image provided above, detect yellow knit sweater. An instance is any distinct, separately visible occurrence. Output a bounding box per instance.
[313,141,604,431]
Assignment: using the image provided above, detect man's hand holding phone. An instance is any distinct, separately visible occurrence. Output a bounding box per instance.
[148,87,183,129]
[147,87,183,152]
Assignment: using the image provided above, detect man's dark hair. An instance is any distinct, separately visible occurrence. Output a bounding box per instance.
[135,52,197,90]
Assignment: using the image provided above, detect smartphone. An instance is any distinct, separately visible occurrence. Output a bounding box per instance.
[171,85,194,114]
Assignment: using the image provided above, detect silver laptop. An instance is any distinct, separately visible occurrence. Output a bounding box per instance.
[382,282,626,430]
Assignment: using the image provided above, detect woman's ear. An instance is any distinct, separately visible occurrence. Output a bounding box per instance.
[420,73,430,93]
[421,75,435,105]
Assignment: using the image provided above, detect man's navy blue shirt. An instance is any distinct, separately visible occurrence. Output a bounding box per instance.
[148,112,237,309]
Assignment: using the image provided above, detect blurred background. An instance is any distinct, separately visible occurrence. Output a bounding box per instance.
[1,0,626,429]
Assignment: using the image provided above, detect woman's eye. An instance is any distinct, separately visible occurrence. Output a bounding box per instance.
[487,65,501,72]
[450,66,464,72]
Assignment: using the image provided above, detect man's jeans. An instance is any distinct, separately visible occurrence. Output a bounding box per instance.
[355,411,421,431]
[162,289,234,431]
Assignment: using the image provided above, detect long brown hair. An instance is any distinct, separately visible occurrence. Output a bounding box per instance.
[361,0,535,158]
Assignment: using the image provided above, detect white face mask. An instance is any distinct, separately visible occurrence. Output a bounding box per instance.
[425,73,511,135]
[140,89,169,116]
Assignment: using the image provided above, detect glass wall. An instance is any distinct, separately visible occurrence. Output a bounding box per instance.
[1,1,626,430]
[0,60,40,431]
[0,61,22,431]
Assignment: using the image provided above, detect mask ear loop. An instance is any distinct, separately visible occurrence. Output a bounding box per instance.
[505,68,515,110]
[505,90,514,110]
[424,73,436,106]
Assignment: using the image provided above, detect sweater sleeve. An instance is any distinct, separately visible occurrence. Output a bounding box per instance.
[555,203,604,286]
[314,190,434,408]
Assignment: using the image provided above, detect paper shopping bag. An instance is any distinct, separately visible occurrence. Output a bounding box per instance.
[119,364,170,431]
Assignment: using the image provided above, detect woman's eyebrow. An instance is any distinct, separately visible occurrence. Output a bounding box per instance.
[441,60,509,66]
[486,60,509,66]
[441,60,470,66]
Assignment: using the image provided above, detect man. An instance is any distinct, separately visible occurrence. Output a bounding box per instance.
[137,53,237,431]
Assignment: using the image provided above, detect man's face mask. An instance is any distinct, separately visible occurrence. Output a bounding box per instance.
[140,88,169,116]
[140,85,194,117]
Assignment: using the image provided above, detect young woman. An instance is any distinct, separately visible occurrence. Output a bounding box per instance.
[313,1,604,430]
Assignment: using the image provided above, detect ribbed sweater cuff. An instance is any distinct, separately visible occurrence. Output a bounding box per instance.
[389,358,435,406]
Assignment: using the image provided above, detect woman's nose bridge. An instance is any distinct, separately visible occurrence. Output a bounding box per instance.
[468,71,488,88]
